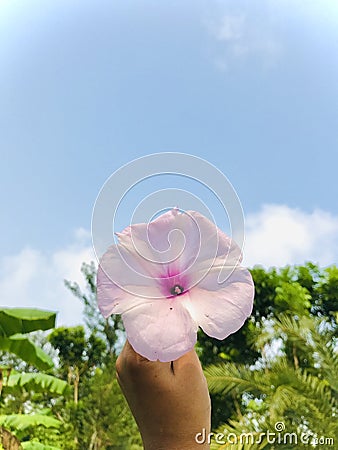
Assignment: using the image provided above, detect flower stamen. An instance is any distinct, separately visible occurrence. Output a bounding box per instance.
[170,284,184,296]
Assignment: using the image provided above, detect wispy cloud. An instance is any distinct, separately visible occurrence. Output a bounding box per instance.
[215,14,245,42]
[206,11,283,70]
[244,204,338,268]
[0,229,95,327]
[2,205,337,327]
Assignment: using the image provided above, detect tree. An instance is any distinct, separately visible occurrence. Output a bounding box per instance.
[64,262,124,359]
[0,308,56,373]
[204,275,338,449]
[0,308,69,449]
[48,324,142,448]
[77,361,142,449]
[48,326,105,404]
[205,327,338,448]
[198,263,338,429]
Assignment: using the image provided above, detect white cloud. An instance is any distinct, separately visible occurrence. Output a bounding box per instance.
[207,12,282,70]
[1,206,337,327]
[215,14,245,41]
[243,204,338,268]
[0,229,96,327]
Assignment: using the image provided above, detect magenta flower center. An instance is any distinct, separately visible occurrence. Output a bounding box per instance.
[157,269,189,298]
[170,284,184,296]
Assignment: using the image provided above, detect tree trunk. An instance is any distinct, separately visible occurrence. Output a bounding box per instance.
[89,430,98,450]
[74,366,80,404]
[0,368,12,397]
[293,344,299,370]
[0,427,22,450]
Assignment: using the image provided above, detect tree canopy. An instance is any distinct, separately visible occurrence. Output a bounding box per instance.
[1,261,337,449]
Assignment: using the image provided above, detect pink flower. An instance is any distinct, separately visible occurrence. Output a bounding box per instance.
[97,209,254,362]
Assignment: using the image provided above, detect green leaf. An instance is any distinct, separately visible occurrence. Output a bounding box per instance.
[3,372,68,396]
[0,414,61,431]
[22,442,61,450]
[0,335,54,370]
[0,308,56,337]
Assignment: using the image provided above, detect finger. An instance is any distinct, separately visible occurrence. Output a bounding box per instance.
[172,347,202,372]
[116,340,172,382]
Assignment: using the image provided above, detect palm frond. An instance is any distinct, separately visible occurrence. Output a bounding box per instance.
[204,363,270,397]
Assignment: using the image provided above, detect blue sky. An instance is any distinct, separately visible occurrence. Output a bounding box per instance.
[1,0,338,325]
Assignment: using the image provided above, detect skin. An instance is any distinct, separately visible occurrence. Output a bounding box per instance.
[116,340,211,450]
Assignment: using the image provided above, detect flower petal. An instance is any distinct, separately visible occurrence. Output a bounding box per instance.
[181,267,254,339]
[117,209,242,287]
[97,264,121,317]
[97,244,165,317]
[116,208,190,269]
[97,268,163,317]
[184,210,243,267]
[97,208,254,362]
[98,243,154,285]
[122,294,198,362]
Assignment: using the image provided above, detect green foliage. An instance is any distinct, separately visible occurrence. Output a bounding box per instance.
[64,262,124,358]
[0,308,65,448]
[315,265,338,323]
[205,310,338,448]
[0,335,53,371]
[0,414,61,431]
[48,327,87,370]
[3,262,337,449]
[27,261,143,449]
[274,282,311,314]
[0,308,56,370]
[2,372,69,397]
[48,325,106,407]
[48,325,106,372]
[199,263,338,428]
[68,362,142,449]
[0,309,56,338]
[21,443,61,450]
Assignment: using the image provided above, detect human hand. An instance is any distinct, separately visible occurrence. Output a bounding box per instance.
[116,340,211,450]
